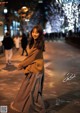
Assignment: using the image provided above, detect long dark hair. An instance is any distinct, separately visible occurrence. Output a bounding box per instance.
[29,25,45,51]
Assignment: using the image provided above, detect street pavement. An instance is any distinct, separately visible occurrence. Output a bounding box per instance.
[0,40,80,113]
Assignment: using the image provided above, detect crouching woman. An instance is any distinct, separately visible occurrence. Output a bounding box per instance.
[10,25,45,113]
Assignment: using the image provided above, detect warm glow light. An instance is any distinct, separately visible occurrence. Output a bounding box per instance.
[25,19,30,22]
[21,6,28,12]
[4,8,8,14]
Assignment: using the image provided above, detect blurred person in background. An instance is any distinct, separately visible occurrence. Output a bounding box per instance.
[13,35,20,51]
[2,31,14,66]
[21,33,28,56]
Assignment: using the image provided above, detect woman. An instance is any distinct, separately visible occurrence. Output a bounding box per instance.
[10,25,45,113]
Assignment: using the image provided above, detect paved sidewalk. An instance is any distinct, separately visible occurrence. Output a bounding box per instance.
[0,41,80,113]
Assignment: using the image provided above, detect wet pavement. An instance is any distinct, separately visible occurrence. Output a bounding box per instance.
[0,41,80,113]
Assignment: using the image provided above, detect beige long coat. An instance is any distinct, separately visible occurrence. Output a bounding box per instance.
[11,45,45,113]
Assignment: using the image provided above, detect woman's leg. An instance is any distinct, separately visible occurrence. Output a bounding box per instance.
[8,49,13,64]
[5,50,9,65]
[21,49,24,55]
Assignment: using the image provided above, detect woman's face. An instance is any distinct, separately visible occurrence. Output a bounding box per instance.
[32,28,39,40]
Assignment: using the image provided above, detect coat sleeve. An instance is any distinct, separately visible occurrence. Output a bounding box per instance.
[18,48,41,69]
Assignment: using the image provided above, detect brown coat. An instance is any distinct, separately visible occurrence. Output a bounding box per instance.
[12,46,45,113]
[18,46,44,74]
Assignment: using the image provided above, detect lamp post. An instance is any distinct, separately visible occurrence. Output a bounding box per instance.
[3,7,10,32]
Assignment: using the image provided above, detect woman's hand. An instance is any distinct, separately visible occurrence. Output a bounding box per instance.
[17,64,23,70]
